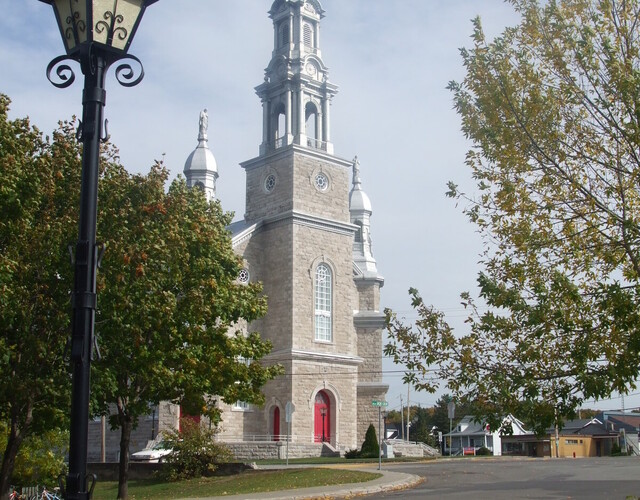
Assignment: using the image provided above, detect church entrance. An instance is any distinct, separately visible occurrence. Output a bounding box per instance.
[314,391,331,443]
[273,406,280,441]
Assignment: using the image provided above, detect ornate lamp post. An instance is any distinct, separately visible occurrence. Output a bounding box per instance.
[38,1,158,498]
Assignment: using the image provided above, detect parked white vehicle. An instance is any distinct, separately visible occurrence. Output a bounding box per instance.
[130,441,172,462]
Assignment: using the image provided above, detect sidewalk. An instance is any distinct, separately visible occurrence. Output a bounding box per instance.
[183,464,423,500]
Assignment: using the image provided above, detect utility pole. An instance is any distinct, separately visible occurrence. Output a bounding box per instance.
[406,385,410,442]
[400,395,404,440]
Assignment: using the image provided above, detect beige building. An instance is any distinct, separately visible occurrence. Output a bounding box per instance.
[184,0,387,457]
[89,0,387,462]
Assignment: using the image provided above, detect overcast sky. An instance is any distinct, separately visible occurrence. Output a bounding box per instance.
[2,0,636,415]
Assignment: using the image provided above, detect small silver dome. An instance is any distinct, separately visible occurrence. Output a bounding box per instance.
[349,187,372,213]
[184,140,217,174]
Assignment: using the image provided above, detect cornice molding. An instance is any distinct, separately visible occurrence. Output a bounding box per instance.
[354,311,386,329]
[265,348,363,366]
[241,143,352,172]
[357,382,390,393]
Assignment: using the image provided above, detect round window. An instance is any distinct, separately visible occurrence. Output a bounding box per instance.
[264,174,276,193]
[315,172,329,192]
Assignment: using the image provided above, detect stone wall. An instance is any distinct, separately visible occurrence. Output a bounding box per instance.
[87,411,161,462]
[387,440,440,458]
[224,441,339,461]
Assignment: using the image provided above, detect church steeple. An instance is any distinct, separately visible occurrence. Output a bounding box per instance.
[256,0,338,156]
[184,108,218,202]
[349,156,380,277]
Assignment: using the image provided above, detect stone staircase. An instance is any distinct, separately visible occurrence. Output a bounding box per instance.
[385,439,440,458]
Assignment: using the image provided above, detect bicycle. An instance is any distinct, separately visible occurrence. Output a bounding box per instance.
[9,486,38,500]
[39,486,62,500]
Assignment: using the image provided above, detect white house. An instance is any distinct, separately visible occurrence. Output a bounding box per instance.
[446,415,530,456]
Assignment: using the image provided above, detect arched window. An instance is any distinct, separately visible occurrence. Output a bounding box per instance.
[274,103,286,142]
[305,102,318,143]
[314,263,332,341]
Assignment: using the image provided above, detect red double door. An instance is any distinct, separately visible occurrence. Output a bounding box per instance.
[314,390,331,443]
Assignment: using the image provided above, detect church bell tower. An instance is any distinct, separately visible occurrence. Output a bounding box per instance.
[226,0,387,452]
[256,0,338,155]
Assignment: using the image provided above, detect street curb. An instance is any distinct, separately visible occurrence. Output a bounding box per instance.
[183,468,424,500]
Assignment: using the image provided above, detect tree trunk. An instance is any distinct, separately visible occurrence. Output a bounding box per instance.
[117,411,133,500]
[0,405,32,500]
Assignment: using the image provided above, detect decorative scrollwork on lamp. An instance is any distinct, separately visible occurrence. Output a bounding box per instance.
[46,54,77,89]
[113,55,145,88]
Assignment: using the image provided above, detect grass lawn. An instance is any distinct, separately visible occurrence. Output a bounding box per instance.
[91,468,381,499]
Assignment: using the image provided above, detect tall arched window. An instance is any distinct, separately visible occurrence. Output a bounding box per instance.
[314,263,332,341]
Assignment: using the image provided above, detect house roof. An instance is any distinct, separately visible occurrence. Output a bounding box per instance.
[598,412,640,433]
[575,422,618,437]
[547,418,618,437]
[445,414,529,437]
[448,418,489,437]
[559,419,600,432]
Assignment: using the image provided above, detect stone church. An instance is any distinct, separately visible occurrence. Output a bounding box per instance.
[89,0,387,461]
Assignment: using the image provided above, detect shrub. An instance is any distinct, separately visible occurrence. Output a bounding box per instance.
[611,443,625,456]
[344,448,359,459]
[475,446,492,456]
[359,424,379,458]
[161,418,234,481]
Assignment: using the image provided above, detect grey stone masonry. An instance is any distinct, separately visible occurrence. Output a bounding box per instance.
[241,146,353,224]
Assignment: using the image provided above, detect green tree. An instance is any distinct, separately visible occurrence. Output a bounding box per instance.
[410,406,432,445]
[0,426,68,488]
[360,424,379,458]
[92,162,282,499]
[385,409,402,426]
[0,94,78,499]
[429,395,471,436]
[0,94,281,499]
[387,0,640,435]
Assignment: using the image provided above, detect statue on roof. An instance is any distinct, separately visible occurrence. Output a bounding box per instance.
[199,108,208,140]
[352,156,361,185]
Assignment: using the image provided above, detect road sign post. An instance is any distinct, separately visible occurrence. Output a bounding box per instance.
[285,402,295,466]
[372,401,388,470]
[447,401,455,456]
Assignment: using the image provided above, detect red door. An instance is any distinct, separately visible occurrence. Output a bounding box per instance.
[314,391,330,443]
[179,406,200,432]
[273,406,280,441]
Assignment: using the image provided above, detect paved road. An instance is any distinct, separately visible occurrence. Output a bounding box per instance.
[365,456,640,499]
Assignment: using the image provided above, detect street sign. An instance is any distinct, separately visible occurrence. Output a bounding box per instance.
[447,401,456,419]
[372,400,388,407]
[285,401,295,423]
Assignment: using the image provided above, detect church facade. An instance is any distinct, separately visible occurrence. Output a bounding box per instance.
[184,0,387,454]
[88,0,387,461]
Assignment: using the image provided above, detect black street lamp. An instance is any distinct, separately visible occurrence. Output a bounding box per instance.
[320,408,327,442]
[38,1,158,499]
